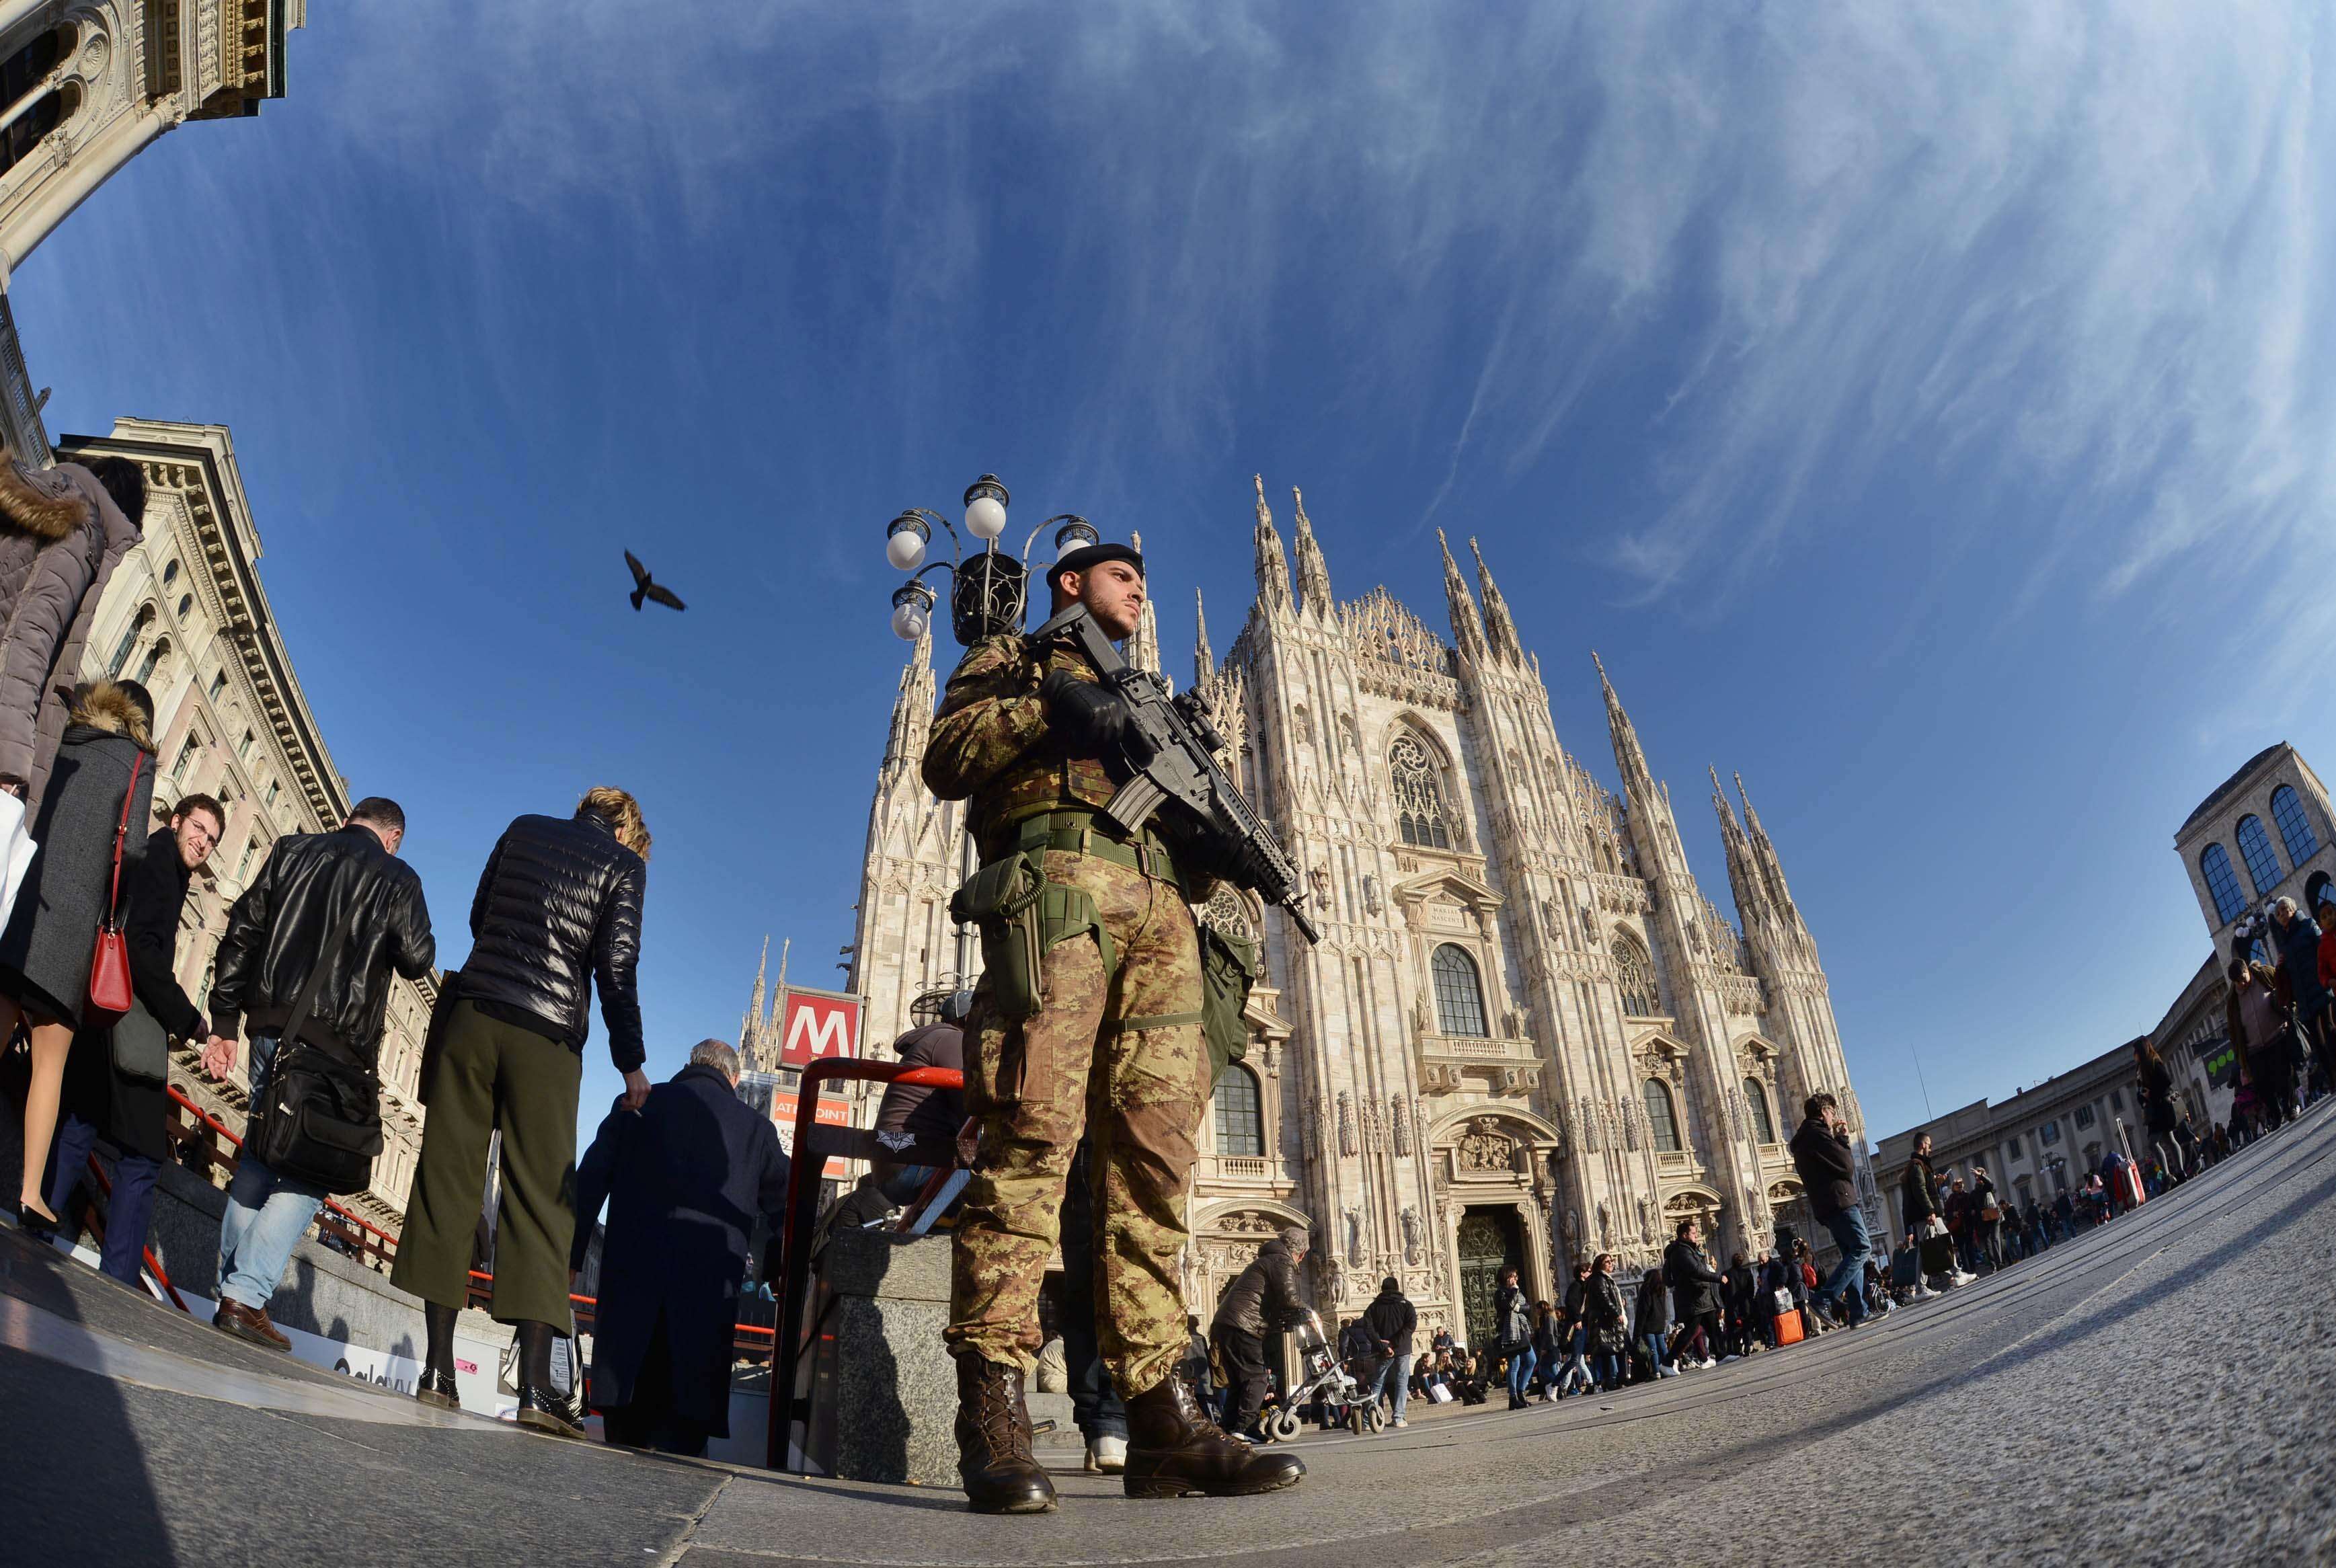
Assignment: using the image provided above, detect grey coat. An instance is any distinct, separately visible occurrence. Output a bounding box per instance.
[0,697,155,1029]
[0,459,141,805]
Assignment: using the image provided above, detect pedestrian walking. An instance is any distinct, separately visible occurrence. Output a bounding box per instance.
[1633,1263,1676,1378]
[1970,1165,2005,1274]
[1664,1220,1724,1368]
[1528,1299,1563,1398]
[1359,1275,1415,1427]
[1787,1091,1870,1326]
[1554,1258,1596,1393]
[200,797,435,1350]
[1493,1265,1534,1409]
[44,791,222,1284]
[1584,1254,1629,1389]
[570,1040,789,1455]
[392,787,647,1434]
[2270,897,2328,1066]
[1210,1226,1307,1440]
[1,678,156,1232]
[2228,954,2296,1127]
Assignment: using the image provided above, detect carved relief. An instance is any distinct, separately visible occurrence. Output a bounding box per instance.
[1456,1117,1515,1173]
[1337,1091,1357,1157]
[1400,1206,1424,1265]
[1391,1095,1412,1156]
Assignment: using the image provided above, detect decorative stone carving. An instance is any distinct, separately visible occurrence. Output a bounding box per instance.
[1596,1202,1612,1251]
[1399,1206,1424,1265]
[1337,1091,1358,1157]
[1456,1116,1514,1173]
[1344,1206,1365,1263]
[1391,1095,1412,1156]
[1362,873,1383,916]
[1638,1195,1656,1245]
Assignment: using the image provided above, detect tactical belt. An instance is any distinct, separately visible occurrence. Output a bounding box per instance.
[1009,810,1179,884]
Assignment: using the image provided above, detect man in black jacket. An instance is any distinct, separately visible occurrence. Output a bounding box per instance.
[201,798,435,1351]
[1210,1228,1307,1438]
[1787,1092,1869,1327]
[393,787,649,1434]
[1358,1276,1417,1427]
[572,1039,789,1456]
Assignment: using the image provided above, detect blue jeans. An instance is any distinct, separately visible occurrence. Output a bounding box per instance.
[1639,1330,1672,1376]
[1506,1345,1536,1399]
[47,1113,161,1288]
[216,1035,327,1313]
[1364,1351,1412,1419]
[1818,1205,1871,1319]
[1591,1350,1624,1388]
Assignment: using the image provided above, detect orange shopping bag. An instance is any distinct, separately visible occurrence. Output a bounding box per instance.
[1773,1308,1805,1346]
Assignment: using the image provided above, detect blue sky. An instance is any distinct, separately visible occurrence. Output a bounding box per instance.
[13,3,2332,1146]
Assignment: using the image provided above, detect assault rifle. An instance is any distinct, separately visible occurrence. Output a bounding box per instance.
[1032,602,1322,946]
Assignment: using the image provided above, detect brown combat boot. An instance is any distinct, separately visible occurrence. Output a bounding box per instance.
[1123,1374,1306,1499]
[955,1356,1058,1514]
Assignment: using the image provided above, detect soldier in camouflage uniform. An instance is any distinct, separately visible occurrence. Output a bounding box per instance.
[923,540,1305,1512]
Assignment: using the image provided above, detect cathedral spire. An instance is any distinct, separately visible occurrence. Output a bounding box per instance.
[1193,588,1215,687]
[1127,530,1160,674]
[1711,767,1765,922]
[1735,772,1803,924]
[1468,538,1524,663]
[1438,529,1485,656]
[741,935,770,1061]
[1252,474,1291,610]
[880,619,936,782]
[1290,486,1333,613]
[1593,652,1653,797]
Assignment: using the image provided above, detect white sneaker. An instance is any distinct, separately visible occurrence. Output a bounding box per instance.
[1951,1270,1977,1286]
[1391,1417,1409,1428]
[1085,1434,1127,1473]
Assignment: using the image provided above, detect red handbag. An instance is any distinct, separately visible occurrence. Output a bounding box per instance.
[85,748,144,1017]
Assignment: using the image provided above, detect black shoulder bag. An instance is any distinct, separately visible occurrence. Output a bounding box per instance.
[247,899,383,1195]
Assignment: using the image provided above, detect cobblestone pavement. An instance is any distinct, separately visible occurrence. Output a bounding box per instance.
[6,1103,2334,1567]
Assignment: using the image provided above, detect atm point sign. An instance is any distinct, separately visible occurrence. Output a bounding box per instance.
[780,988,862,1068]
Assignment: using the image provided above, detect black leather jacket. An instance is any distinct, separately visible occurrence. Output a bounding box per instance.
[459,812,647,1070]
[1212,1237,1302,1337]
[209,826,436,1062]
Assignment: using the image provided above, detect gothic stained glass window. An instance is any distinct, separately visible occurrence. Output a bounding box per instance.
[2272,785,2319,868]
[1643,1079,1682,1153]
[1390,732,1452,849]
[1614,933,1661,1017]
[1431,943,1489,1037]
[1214,1064,1263,1157]
[1745,1079,1776,1144]
[2236,815,2282,896]
[2200,844,2245,924]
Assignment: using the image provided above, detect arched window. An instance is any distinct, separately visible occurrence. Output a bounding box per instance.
[1389,731,1452,849]
[2236,815,2282,895]
[1745,1078,1776,1144]
[1213,1063,1263,1157]
[0,28,70,180]
[1614,933,1660,1017]
[161,558,180,587]
[2200,844,2246,924]
[176,593,193,619]
[134,636,170,686]
[208,670,227,701]
[1430,943,1488,1037]
[2273,786,2319,868]
[1643,1079,1682,1153]
[107,605,153,678]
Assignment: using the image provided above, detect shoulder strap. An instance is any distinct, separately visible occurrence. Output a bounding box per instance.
[102,749,144,931]
[279,868,370,1074]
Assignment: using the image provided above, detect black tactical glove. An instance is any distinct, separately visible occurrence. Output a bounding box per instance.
[1041,668,1134,748]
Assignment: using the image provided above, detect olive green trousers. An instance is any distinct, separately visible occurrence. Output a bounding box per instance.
[391,1000,582,1329]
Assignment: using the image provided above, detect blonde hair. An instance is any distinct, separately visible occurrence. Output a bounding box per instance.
[577,785,651,860]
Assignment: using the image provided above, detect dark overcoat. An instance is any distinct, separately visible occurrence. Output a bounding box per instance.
[0,697,154,1029]
[571,1063,791,1434]
[61,832,201,1163]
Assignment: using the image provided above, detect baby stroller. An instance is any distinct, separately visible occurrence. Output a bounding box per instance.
[1256,1308,1374,1442]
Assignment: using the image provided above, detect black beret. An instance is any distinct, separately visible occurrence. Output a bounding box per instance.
[1051,541,1144,581]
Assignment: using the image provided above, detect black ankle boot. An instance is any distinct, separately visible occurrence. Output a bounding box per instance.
[956,1356,1056,1514]
[417,1302,461,1409]
[1123,1374,1305,1499]
[514,1321,584,1439]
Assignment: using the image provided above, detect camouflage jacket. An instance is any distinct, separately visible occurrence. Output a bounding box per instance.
[923,634,1118,857]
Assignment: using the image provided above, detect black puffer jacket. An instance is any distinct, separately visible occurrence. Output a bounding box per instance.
[209,826,435,1062]
[1664,1238,1723,1320]
[1212,1237,1302,1337]
[459,812,647,1071]
[1789,1114,1859,1220]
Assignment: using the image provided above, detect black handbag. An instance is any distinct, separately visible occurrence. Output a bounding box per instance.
[246,902,381,1195]
[110,995,169,1087]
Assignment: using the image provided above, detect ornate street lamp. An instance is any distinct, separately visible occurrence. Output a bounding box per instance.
[881,472,1100,646]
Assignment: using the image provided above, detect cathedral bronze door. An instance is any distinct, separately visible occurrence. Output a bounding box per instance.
[1456,1207,1522,1350]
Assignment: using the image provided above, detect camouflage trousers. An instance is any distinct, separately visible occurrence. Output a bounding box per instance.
[947,847,1207,1397]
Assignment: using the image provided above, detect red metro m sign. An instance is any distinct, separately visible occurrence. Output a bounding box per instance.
[779,986,862,1068]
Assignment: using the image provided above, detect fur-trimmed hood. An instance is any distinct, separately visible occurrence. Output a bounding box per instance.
[67,677,154,751]
[0,452,92,541]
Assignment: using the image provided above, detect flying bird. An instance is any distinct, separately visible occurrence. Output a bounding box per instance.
[625,551,685,613]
